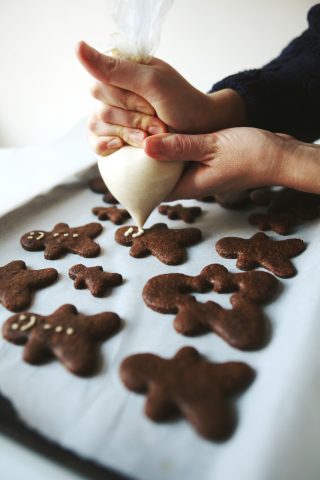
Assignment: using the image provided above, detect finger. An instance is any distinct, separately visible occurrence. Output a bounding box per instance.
[87,131,123,156]
[76,41,154,98]
[165,163,215,201]
[275,132,295,140]
[88,115,148,147]
[90,82,155,116]
[97,104,166,135]
[144,133,216,162]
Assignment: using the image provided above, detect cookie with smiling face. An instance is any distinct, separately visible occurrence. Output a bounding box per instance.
[2,304,121,376]
[20,223,103,260]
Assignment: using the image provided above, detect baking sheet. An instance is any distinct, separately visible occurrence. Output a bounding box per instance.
[1,166,320,480]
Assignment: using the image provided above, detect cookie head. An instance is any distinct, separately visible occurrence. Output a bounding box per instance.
[20,231,47,251]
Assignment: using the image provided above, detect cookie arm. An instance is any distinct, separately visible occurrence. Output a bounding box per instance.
[120,354,162,392]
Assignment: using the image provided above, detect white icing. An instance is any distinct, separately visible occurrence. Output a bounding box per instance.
[98,146,183,229]
[19,314,27,321]
[53,233,59,237]
[55,326,63,332]
[63,233,69,237]
[27,236,33,239]
[66,327,74,335]
[11,323,19,330]
[73,233,79,238]
[36,232,45,240]
[20,315,37,331]
[43,324,52,330]
[124,227,134,237]
[132,227,144,238]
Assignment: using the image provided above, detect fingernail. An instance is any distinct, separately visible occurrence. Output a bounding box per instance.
[107,138,122,148]
[145,137,163,156]
[129,131,145,143]
[148,126,163,135]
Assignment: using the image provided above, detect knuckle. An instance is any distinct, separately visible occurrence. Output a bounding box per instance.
[87,115,97,132]
[90,82,100,99]
[170,135,186,156]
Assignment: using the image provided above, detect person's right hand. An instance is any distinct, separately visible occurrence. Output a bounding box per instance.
[76,41,247,156]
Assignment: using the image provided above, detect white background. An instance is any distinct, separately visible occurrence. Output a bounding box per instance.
[0,0,316,148]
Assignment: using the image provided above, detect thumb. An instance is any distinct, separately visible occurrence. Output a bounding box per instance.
[76,41,117,83]
[144,133,216,162]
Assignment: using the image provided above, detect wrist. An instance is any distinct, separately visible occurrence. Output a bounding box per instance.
[205,89,248,131]
[276,140,320,193]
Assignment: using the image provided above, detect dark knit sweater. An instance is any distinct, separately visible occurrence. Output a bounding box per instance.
[211,4,320,142]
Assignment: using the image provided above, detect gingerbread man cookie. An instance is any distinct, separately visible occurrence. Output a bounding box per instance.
[2,304,121,376]
[115,223,202,265]
[88,176,119,204]
[173,295,266,349]
[248,212,296,235]
[158,204,202,223]
[69,264,123,297]
[92,206,130,225]
[0,260,58,312]
[120,346,254,440]
[216,232,306,278]
[21,223,103,260]
[143,263,278,314]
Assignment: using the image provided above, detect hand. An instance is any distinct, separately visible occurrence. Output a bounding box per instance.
[143,127,320,199]
[76,41,247,155]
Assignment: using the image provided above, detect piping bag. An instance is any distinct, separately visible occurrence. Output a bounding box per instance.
[98,0,183,237]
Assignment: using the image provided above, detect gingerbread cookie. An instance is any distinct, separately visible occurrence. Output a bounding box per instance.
[2,304,121,376]
[216,232,306,278]
[250,188,320,220]
[214,190,253,210]
[173,295,266,349]
[69,264,123,297]
[92,206,130,225]
[0,261,58,312]
[143,263,278,313]
[21,223,102,260]
[115,223,202,265]
[88,176,118,204]
[158,204,202,224]
[120,346,254,440]
[249,212,296,235]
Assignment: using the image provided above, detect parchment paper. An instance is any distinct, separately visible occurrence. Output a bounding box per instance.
[1,165,320,480]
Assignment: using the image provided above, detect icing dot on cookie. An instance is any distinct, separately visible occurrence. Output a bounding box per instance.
[43,324,52,330]
[53,233,59,237]
[66,327,74,335]
[63,233,69,237]
[19,314,27,321]
[72,233,79,238]
[11,323,19,330]
[55,325,63,333]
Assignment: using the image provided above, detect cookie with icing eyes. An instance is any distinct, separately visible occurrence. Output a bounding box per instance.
[20,222,103,260]
[2,304,121,376]
[0,260,58,312]
[115,223,202,265]
[120,346,254,440]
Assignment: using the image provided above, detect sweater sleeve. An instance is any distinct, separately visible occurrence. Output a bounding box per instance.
[210,4,320,142]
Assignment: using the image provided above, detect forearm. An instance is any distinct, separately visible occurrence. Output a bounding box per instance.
[277,141,320,194]
[211,5,320,142]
